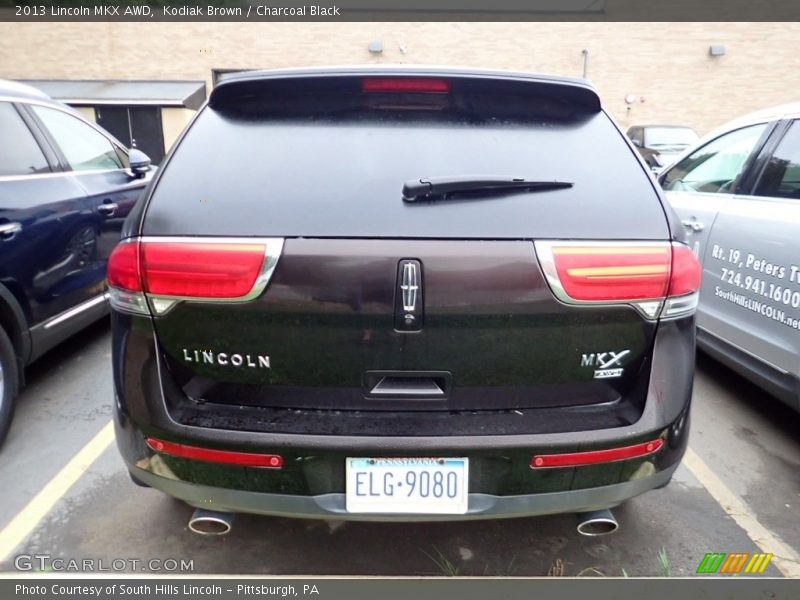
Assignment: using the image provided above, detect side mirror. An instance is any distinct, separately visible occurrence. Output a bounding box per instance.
[128,148,151,178]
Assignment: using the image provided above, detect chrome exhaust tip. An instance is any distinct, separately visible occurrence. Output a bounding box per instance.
[576,509,618,537]
[188,508,234,536]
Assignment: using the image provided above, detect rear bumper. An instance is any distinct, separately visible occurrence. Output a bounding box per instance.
[127,460,677,522]
[115,401,689,519]
[112,312,693,519]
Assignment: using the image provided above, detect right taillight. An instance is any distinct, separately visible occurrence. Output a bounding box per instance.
[535,241,701,319]
[662,243,702,318]
[668,244,702,297]
[107,237,284,316]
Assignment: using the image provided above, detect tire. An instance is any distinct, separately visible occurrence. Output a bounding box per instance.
[0,325,20,447]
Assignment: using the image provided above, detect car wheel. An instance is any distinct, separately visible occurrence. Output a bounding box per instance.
[0,325,20,447]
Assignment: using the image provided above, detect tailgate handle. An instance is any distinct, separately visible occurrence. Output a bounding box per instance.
[365,372,451,397]
[371,377,445,396]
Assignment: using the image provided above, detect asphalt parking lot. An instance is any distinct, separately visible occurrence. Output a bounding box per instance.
[0,318,798,577]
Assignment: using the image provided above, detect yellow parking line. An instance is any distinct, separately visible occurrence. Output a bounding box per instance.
[684,447,800,577]
[0,421,114,563]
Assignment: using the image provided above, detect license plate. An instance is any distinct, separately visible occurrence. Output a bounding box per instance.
[345,457,468,514]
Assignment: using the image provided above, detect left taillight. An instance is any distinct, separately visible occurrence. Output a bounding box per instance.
[108,239,142,291]
[108,237,284,315]
[142,241,267,298]
[108,240,148,315]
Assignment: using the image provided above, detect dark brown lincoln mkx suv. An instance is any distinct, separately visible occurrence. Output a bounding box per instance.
[108,67,700,536]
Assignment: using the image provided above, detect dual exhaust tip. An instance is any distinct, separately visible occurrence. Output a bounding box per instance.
[188,508,235,536]
[188,507,618,537]
[576,508,619,537]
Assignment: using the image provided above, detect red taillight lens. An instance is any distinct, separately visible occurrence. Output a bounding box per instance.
[146,437,283,468]
[531,438,663,469]
[668,244,702,296]
[108,238,282,315]
[108,241,142,292]
[362,78,452,94]
[550,245,671,301]
[141,241,266,298]
[536,241,700,318]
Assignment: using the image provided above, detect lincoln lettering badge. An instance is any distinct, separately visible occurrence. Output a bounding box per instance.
[181,348,270,369]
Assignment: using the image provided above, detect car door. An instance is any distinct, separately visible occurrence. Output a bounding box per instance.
[25,104,150,272]
[699,119,800,381]
[660,123,772,305]
[0,101,95,332]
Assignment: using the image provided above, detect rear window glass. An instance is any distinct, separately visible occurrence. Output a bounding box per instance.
[144,81,668,241]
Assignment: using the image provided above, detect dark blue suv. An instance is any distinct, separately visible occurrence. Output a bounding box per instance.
[0,80,153,444]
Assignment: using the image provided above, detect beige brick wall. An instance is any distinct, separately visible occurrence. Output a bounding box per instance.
[160,107,195,149]
[72,106,96,123]
[1,22,799,135]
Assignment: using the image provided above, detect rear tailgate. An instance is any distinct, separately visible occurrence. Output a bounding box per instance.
[137,69,670,415]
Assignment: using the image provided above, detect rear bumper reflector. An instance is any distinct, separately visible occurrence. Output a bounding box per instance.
[530,438,664,469]
[146,437,283,469]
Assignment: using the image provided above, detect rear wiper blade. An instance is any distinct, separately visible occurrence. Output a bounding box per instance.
[402,175,573,202]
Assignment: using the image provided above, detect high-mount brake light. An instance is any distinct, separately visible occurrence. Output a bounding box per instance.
[146,437,283,469]
[107,237,284,316]
[535,241,701,319]
[362,78,452,94]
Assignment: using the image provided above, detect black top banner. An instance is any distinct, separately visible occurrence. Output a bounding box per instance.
[2,0,800,22]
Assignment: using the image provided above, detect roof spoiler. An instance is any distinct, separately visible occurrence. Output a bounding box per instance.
[209,67,602,115]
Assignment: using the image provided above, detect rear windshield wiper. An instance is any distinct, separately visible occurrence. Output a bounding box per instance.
[402,175,573,202]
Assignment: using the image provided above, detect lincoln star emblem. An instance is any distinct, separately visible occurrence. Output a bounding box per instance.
[401,262,419,313]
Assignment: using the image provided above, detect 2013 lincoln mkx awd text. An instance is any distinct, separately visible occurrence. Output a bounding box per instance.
[108,67,700,535]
